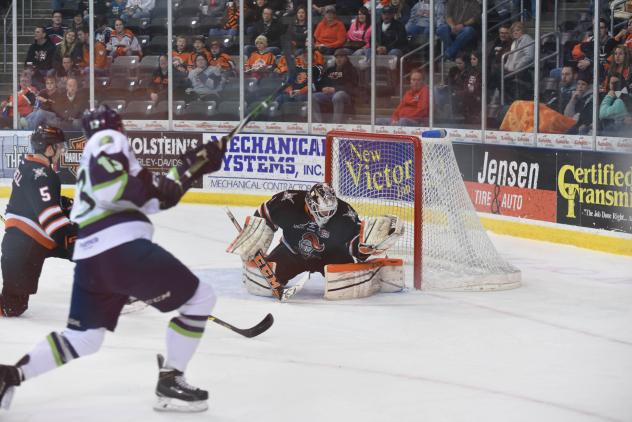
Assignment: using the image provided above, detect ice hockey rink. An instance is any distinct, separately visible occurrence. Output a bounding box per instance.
[0,201,631,422]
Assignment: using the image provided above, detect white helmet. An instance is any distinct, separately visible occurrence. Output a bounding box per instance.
[305,183,338,227]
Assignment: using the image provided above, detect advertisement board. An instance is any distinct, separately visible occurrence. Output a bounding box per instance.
[454,143,557,222]
[557,150,632,233]
[202,133,325,195]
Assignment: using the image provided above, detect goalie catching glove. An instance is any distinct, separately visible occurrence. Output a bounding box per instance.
[226,216,274,260]
[359,215,404,255]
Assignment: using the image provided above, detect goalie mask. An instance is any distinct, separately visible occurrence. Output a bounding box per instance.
[305,183,338,227]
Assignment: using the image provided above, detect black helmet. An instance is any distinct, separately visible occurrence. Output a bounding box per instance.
[81,104,124,138]
[305,183,338,227]
[30,125,66,154]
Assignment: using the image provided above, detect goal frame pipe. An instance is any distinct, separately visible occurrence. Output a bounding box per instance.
[324,131,423,290]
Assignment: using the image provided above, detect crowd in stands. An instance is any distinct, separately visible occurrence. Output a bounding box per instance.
[2,0,631,136]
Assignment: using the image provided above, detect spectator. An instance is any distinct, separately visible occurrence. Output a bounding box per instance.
[436,0,480,61]
[314,6,347,55]
[602,45,631,91]
[50,77,88,130]
[208,40,237,76]
[487,23,511,103]
[462,50,482,124]
[75,27,90,72]
[564,71,593,134]
[121,0,155,19]
[570,18,616,75]
[108,18,142,58]
[504,21,534,102]
[70,11,86,33]
[25,26,56,85]
[287,5,307,43]
[447,52,468,108]
[172,57,194,100]
[108,0,128,19]
[149,55,168,103]
[406,0,445,38]
[613,17,632,50]
[344,6,371,55]
[0,73,38,128]
[209,1,239,37]
[187,53,225,100]
[173,35,195,70]
[376,6,408,57]
[312,49,358,124]
[251,7,285,53]
[192,36,213,64]
[52,56,82,89]
[94,16,113,74]
[275,39,324,80]
[599,73,631,136]
[45,10,67,45]
[204,0,228,18]
[245,35,276,78]
[245,0,267,34]
[551,66,577,113]
[52,30,81,73]
[24,76,60,130]
[381,68,428,126]
[390,0,410,25]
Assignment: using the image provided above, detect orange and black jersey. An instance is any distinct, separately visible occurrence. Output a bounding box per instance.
[254,190,368,262]
[4,155,75,252]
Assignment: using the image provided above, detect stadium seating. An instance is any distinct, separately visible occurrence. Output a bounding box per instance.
[183,100,218,120]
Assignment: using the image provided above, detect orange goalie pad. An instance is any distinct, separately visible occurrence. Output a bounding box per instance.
[325,258,403,273]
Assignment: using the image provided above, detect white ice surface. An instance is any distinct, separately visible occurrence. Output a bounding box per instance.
[1,201,631,422]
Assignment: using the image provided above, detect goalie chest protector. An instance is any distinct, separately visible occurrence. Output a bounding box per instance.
[256,190,363,262]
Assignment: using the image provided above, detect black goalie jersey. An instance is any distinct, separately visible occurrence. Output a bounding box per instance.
[254,190,368,265]
[4,154,75,254]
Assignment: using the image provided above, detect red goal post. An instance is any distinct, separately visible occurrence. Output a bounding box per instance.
[325,130,424,289]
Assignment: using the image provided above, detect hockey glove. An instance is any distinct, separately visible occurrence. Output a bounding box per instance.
[137,168,184,210]
[60,196,74,216]
[168,138,226,191]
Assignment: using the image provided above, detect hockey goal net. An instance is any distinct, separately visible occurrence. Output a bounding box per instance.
[325,131,521,291]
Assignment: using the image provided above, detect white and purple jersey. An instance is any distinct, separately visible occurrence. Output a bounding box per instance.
[70,129,160,260]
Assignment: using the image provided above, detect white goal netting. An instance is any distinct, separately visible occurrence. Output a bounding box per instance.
[326,132,521,291]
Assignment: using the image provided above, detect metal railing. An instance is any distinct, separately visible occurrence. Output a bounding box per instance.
[500,32,560,105]
[2,4,12,72]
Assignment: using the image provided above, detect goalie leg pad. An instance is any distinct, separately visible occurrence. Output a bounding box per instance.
[324,258,404,300]
[227,216,274,260]
[242,260,276,297]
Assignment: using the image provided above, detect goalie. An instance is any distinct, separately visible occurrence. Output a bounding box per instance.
[227,183,406,300]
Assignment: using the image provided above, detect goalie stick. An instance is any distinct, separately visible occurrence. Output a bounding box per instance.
[225,207,284,300]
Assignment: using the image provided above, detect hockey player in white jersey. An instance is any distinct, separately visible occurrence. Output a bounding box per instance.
[0,105,225,412]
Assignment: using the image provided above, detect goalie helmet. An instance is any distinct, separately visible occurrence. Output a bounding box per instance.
[30,125,66,154]
[305,183,338,227]
[81,104,124,138]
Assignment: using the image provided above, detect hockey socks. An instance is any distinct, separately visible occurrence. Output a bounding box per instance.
[20,329,105,381]
[165,315,207,372]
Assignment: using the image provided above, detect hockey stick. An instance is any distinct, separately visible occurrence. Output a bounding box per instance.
[208,313,274,338]
[225,207,283,300]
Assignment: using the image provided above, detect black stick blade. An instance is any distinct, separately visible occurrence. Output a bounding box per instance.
[208,313,274,338]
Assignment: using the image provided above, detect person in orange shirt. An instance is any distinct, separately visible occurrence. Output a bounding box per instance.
[314,6,347,55]
[245,35,276,79]
[0,73,38,128]
[173,35,195,70]
[208,40,236,76]
[378,69,429,126]
[192,36,213,67]
[614,18,632,50]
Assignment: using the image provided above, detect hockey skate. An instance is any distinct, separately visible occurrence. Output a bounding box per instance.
[154,354,208,412]
[0,364,22,410]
